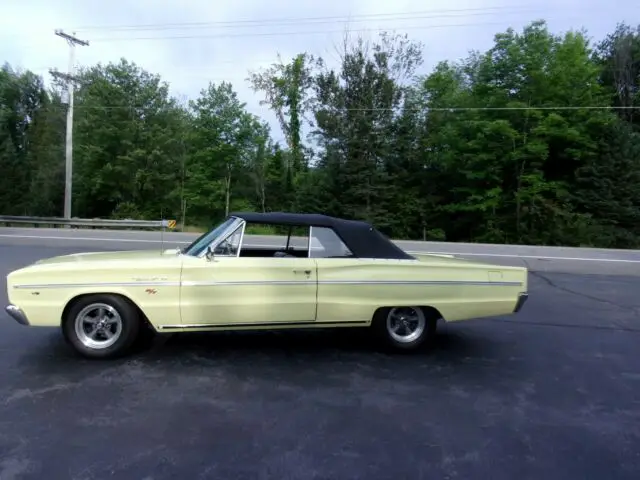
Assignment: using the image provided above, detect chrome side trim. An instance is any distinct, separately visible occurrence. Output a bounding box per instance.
[317,280,523,286]
[158,320,369,330]
[181,280,317,287]
[13,279,524,289]
[5,304,30,326]
[13,281,181,289]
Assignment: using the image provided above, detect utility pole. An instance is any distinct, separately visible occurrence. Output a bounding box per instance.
[50,29,88,220]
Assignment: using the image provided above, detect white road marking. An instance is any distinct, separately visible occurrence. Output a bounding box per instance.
[0,233,180,244]
[1,233,639,264]
[413,251,640,264]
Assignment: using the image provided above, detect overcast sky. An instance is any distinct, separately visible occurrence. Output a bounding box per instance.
[2,0,638,141]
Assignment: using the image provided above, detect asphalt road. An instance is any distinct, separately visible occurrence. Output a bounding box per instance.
[0,231,639,479]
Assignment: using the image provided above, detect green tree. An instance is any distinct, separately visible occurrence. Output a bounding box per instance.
[1,18,639,248]
[409,20,622,245]
[71,58,187,220]
[0,64,61,216]
[594,23,640,128]
[248,53,321,208]
[185,81,265,224]
[311,32,423,230]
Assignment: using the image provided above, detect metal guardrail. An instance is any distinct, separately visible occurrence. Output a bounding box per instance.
[0,215,175,229]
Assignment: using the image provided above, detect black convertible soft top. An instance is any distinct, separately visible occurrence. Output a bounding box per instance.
[229,211,415,260]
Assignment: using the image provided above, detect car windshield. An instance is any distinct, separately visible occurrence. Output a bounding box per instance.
[181,217,238,257]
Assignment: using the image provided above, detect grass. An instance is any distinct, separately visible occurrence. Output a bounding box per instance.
[178,224,284,235]
[0,222,286,236]
[180,225,206,233]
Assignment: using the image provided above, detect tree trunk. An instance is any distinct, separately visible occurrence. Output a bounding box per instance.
[225,170,231,217]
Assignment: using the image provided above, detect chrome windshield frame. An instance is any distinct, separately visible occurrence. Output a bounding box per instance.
[194,216,246,259]
[181,216,246,258]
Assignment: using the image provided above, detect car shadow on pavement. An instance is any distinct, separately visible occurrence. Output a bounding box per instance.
[12,322,499,376]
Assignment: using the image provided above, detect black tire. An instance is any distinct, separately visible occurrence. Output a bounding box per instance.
[62,294,142,359]
[131,319,158,352]
[372,306,438,352]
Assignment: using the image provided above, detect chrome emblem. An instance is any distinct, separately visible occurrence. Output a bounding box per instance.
[133,276,167,282]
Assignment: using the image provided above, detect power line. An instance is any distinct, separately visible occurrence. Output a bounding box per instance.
[68,5,537,30]
[66,3,619,32]
[7,7,629,51]
[4,18,523,48]
[83,21,547,42]
[27,61,278,72]
[39,104,640,112]
[71,6,544,32]
[80,9,634,43]
[422,105,640,111]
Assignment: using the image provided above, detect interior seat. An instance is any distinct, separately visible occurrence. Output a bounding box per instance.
[273,251,294,258]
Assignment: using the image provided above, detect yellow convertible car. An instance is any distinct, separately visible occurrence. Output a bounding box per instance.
[5,212,528,359]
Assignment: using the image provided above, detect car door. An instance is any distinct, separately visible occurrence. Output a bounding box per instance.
[179,255,318,327]
[310,225,376,323]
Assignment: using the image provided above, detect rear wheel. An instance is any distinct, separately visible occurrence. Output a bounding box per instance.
[62,294,141,359]
[373,306,438,351]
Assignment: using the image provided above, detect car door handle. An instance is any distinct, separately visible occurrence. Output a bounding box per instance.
[293,269,312,275]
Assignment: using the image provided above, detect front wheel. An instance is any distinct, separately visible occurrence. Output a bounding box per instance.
[373,306,438,351]
[62,294,142,359]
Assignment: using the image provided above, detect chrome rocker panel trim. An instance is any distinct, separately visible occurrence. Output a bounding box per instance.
[157,320,370,331]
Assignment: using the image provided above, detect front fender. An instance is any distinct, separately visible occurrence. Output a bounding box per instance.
[5,258,183,329]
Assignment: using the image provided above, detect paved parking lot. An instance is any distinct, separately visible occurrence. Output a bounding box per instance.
[1,241,639,479]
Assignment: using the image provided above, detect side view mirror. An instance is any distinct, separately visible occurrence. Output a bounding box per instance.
[205,246,215,262]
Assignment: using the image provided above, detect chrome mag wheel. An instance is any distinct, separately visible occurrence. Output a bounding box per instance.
[74,303,123,350]
[385,306,426,344]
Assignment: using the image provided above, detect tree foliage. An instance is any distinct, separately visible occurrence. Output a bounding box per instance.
[1,20,639,248]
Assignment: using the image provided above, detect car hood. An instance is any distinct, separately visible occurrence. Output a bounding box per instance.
[33,249,177,265]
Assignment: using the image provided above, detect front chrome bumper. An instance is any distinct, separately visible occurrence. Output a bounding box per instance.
[513,293,529,313]
[5,304,30,326]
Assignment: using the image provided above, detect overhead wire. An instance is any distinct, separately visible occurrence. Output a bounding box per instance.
[66,3,618,32]
[82,18,607,43]
[6,2,632,60]
[39,104,640,112]
[10,1,633,120]
[72,5,547,32]
[44,4,632,43]
[68,5,539,30]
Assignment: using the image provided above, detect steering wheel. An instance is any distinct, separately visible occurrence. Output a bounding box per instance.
[215,240,236,256]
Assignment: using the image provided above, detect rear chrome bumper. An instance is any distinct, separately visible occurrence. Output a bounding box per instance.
[5,304,30,326]
[513,293,529,313]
